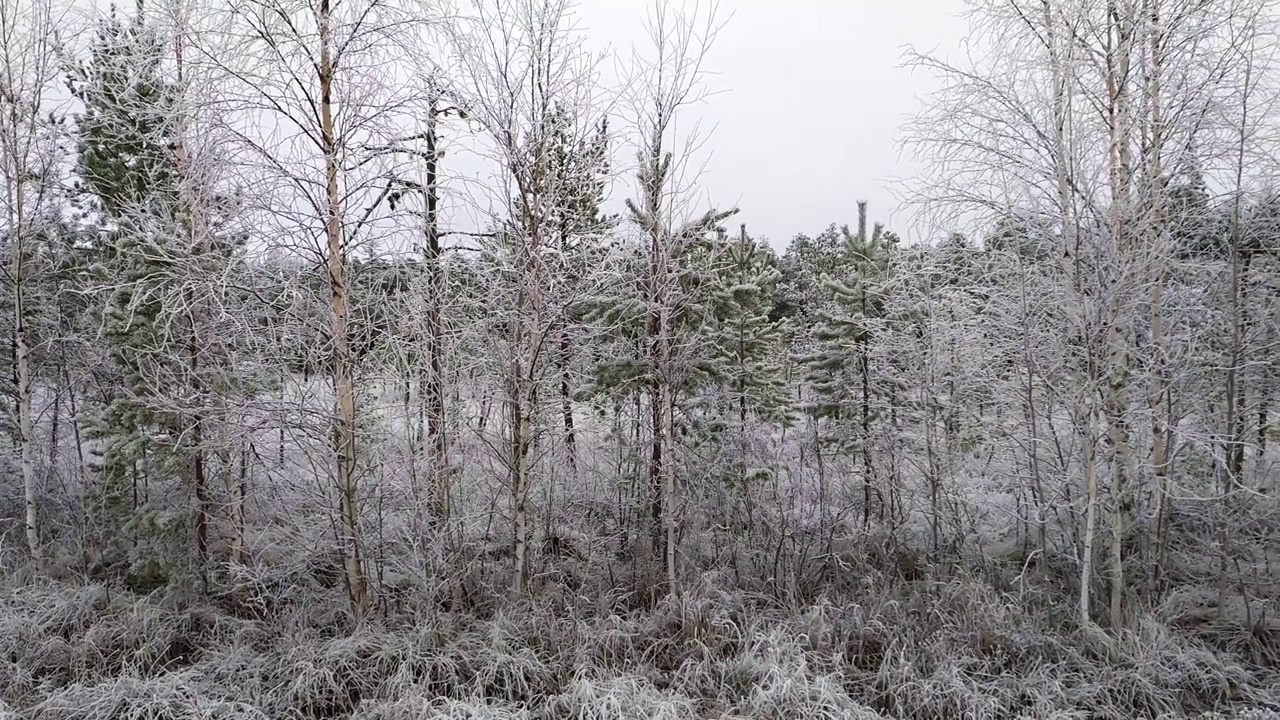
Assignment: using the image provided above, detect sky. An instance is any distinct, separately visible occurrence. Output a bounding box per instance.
[568,0,972,249]
[59,0,973,254]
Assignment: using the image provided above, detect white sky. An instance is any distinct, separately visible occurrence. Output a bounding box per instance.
[569,0,971,249]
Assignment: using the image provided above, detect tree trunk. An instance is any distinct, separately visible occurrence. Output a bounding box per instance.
[220,442,249,566]
[927,396,940,559]
[1081,403,1099,626]
[318,0,368,615]
[1145,0,1171,590]
[859,332,873,529]
[560,331,577,471]
[647,233,665,562]
[192,417,209,591]
[423,109,450,520]
[63,360,92,574]
[16,286,40,560]
[659,314,678,594]
[510,365,532,594]
[1104,0,1135,628]
[50,384,59,472]
[1254,394,1264,456]
[1219,252,1250,617]
[1018,255,1048,561]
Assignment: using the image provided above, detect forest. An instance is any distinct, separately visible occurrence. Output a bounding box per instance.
[1,0,1279,717]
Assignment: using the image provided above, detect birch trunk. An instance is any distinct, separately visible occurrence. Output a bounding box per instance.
[0,0,60,563]
[510,358,532,593]
[318,0,368,614]
[1104,0,1136,627]
[1041,0,1096,626]
[1145,0,1171,587]
[16,285,39,558]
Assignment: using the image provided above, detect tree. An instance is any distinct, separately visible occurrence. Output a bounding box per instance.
[209,0,435,615]
[69,6,191,583]
[622,0,736,595]
[544,104,614,472]
[800,201,898,528]
[0,0,67,560]
[444,0,607,594]
[706,224,796,483]
[69,1,263,587]
[902,0,1276,628]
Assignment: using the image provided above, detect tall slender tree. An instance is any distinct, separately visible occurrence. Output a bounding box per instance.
[801,201,898,528]
[69,7,190,580]
[706,224,795,481]
[209,0,436,614]
[625,0,735,595]
[444,0,607,593]
[0,0,67,561]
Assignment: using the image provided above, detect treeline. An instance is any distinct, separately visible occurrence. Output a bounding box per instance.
[0,0,1277,651]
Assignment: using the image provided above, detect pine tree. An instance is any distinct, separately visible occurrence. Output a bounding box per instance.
[776,223,846,338]
[800,201,899,527]
[672,223,797,546]
[67,7,185,581]
[543,105,615,471]
[705,224,796,486]
[69,6,256,584]
[580,153,733,579]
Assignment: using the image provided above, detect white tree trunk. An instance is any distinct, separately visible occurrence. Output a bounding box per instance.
[17,293,40,559]
[318,0,368,614]
[1103,0,1136,627]
[0,0,60,563]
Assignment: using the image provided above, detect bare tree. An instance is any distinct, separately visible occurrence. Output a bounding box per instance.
[624,0,734,595]
[443,0,605,593]
[209,0,435,614]
[902,0,1275,627]
[0,0,68,561]
[368,86,464,522]
[160,0,258,572]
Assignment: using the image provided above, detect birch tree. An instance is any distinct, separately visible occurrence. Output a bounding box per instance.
[0,0,66,560]
[625,0,735,594]
[444,0,606,593]
[210,0,435,614]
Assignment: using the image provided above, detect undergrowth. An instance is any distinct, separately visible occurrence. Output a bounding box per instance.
[1,566,1276,720]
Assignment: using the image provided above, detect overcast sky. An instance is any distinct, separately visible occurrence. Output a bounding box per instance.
[571,0,971,249]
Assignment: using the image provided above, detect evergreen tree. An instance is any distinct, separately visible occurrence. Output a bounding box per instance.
[543,105,615,469]
[799,201,899,526]
[776,224,845,332]
[703,224,796,492]
[580,167,733,567]
[68,7,258,584]
[707,224,796,431]
[67,7,185,581]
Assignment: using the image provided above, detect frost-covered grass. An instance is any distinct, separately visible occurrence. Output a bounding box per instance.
[1,567,1277,720]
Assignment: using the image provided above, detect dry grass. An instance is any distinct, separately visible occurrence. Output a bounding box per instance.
[1,555,1276,719]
